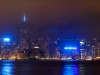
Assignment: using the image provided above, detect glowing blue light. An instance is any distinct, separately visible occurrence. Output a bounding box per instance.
[4,38,10,42]
[62,65,79,75]
[24,14,26,22]
[64,47,77,50]
[1,62,13,75]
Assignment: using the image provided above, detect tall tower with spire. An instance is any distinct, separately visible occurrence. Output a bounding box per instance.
[21,14,29,36]
[23,14,26,23]
[20,14,29,51]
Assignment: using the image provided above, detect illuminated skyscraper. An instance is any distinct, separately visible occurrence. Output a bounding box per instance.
[20,14,29,51]
[21,14,29,36]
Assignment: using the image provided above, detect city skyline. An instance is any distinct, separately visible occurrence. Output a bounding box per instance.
[0,1,100,75]
[0,0,100,38]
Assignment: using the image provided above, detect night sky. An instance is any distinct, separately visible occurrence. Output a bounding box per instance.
[0,0,100,38]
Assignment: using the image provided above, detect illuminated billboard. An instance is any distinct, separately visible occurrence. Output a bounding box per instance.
[64,47,77,50]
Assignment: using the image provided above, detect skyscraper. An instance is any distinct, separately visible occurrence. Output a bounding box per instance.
[20,14,29,36]
[20,14,29,51]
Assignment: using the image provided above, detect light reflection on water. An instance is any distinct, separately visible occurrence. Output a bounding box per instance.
[0,61,100,75]
[62,65,79,75]
[0,60,14,75]
[0,61,86,75]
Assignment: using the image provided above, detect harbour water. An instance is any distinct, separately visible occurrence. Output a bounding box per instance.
[0,60,100,75]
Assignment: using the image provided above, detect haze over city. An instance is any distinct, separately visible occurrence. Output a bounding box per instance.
[0,1,100,75]
[0,0,100,38]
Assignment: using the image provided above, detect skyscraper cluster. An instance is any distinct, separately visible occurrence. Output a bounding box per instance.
[0,15,100,60]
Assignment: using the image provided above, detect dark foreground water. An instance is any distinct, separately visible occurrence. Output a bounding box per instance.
[0,60,100,75]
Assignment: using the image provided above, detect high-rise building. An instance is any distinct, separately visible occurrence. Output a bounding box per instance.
[0,38,12,59]
[20,14,29,51]
[20,14,29,36]
[57,37,80,59]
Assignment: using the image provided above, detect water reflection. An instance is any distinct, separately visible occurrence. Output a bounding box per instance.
[0,61,98,75]
[0,61,14,75]
[62,64,79,75]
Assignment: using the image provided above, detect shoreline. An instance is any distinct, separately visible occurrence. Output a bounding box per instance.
[1,59,100,64]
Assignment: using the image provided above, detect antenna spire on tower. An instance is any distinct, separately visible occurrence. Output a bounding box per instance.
[23,14,26,22]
